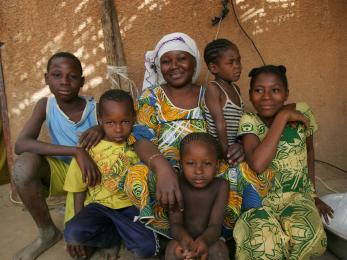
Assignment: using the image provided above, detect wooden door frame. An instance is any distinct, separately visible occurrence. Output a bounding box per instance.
[0,42,17,198]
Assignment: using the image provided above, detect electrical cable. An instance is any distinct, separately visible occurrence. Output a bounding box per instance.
[230,0,266,65]
[315,176,340,194]
[315,159,347,174]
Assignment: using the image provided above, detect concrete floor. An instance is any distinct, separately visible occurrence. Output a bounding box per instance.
[0,162,346,259]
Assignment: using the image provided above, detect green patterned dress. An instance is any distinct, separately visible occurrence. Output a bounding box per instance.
[234,102,327,259]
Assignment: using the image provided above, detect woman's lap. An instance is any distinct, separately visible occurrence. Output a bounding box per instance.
[234,192,327,259]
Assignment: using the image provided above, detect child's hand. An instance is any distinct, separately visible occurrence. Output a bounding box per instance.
[315,197,334,224]
[226,143,245,166]
[279,109,310,129]
[75,148,101,186]
[66,243,88,259]
[190,238,208,260]
[176,237,194,259]
[78,125,104,150]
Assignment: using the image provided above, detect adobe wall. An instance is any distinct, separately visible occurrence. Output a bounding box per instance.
[0,0,346,169]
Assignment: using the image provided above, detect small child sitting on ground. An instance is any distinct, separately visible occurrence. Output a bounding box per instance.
[63,89,158,259]
[165,132,229,260]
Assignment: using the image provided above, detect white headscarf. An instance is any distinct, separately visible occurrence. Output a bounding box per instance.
[143,32,201,90]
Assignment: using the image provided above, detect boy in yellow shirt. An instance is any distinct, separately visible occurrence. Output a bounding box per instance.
[63,89,158,259]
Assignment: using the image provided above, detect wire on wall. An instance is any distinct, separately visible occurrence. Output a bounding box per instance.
[230,0,266,65]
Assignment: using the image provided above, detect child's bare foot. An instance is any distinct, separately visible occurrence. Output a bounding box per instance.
[90,245,120,260]
[13,226,62,260]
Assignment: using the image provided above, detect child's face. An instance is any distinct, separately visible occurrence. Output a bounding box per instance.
[45,57,84,102]
[250,72,288,119]
[99,100,134,144]
[210,47,242,82]
[181,141,218,189]
[160,51,196,88]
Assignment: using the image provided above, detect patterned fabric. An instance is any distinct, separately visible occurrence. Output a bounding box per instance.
[234,102,326,259]
[124,85,274,239]
[203,81,244,145]
[131,85,206,167]
[64,140,138,211]
[46,96,98,164]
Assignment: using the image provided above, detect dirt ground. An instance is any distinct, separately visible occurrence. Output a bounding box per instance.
[0,162,346,259]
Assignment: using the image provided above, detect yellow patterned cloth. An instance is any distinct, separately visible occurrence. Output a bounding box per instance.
[64,140,139,221]
[234,102,326,259]
[124,85,274,239]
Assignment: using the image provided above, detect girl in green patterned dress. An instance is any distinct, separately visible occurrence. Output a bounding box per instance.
[234,65,333,259]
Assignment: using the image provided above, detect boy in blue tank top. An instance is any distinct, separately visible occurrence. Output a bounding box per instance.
[12,52,103,260]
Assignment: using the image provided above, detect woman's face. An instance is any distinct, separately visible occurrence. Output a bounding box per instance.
[160,51,196,88]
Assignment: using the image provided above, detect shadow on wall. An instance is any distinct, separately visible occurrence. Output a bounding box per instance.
[8,0,297,118]
[9,0,107,118]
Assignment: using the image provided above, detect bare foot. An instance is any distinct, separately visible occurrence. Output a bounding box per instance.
[90,245,120,260]
[13,226,62,260]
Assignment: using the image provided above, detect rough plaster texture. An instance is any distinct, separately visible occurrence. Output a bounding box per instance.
[0,0,346,171]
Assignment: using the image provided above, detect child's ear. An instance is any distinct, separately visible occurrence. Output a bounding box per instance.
[209,63,219,74]
[80,76,85,88]
[285,89,289,101]
[44,73,48,85]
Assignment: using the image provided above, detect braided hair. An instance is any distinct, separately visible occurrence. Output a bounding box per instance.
[249,65,288,90]
[203,38,238,66]
[180,132,223,160]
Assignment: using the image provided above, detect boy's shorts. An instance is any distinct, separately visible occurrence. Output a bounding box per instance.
[44,156,69,197]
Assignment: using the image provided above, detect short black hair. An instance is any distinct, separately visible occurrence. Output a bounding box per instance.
[180,132,222,160]
[203,38,238,66]
[98,89,135,116]
[47,52,83,75]
[249,65,288,90]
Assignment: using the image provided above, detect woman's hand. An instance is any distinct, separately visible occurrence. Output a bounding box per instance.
[315,197,334,224]
[78,125,104,150]
[226,143,245,166]
[156,162,184,212]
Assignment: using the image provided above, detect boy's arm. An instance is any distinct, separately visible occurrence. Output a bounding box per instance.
[205,83,228,157]
[15,98,101,186]
[243,109,308,173]
[15,98,79,156]
[195,180,229,247]
[73,192,86,215]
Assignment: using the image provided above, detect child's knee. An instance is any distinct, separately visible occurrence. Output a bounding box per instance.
[209,240,229,260]
[130,233,158,258]
[64,220,86,244]
[12,152,44,184]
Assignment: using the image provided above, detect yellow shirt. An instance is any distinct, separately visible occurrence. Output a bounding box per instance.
[64,140,138,209]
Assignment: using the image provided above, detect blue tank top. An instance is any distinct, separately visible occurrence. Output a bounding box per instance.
[46,96,98,163]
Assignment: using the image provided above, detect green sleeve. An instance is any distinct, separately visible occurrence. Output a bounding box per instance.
[237,112,263,138]
[296,102,318,137]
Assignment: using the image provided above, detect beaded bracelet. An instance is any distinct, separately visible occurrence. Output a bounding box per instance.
[148,153,162,169]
